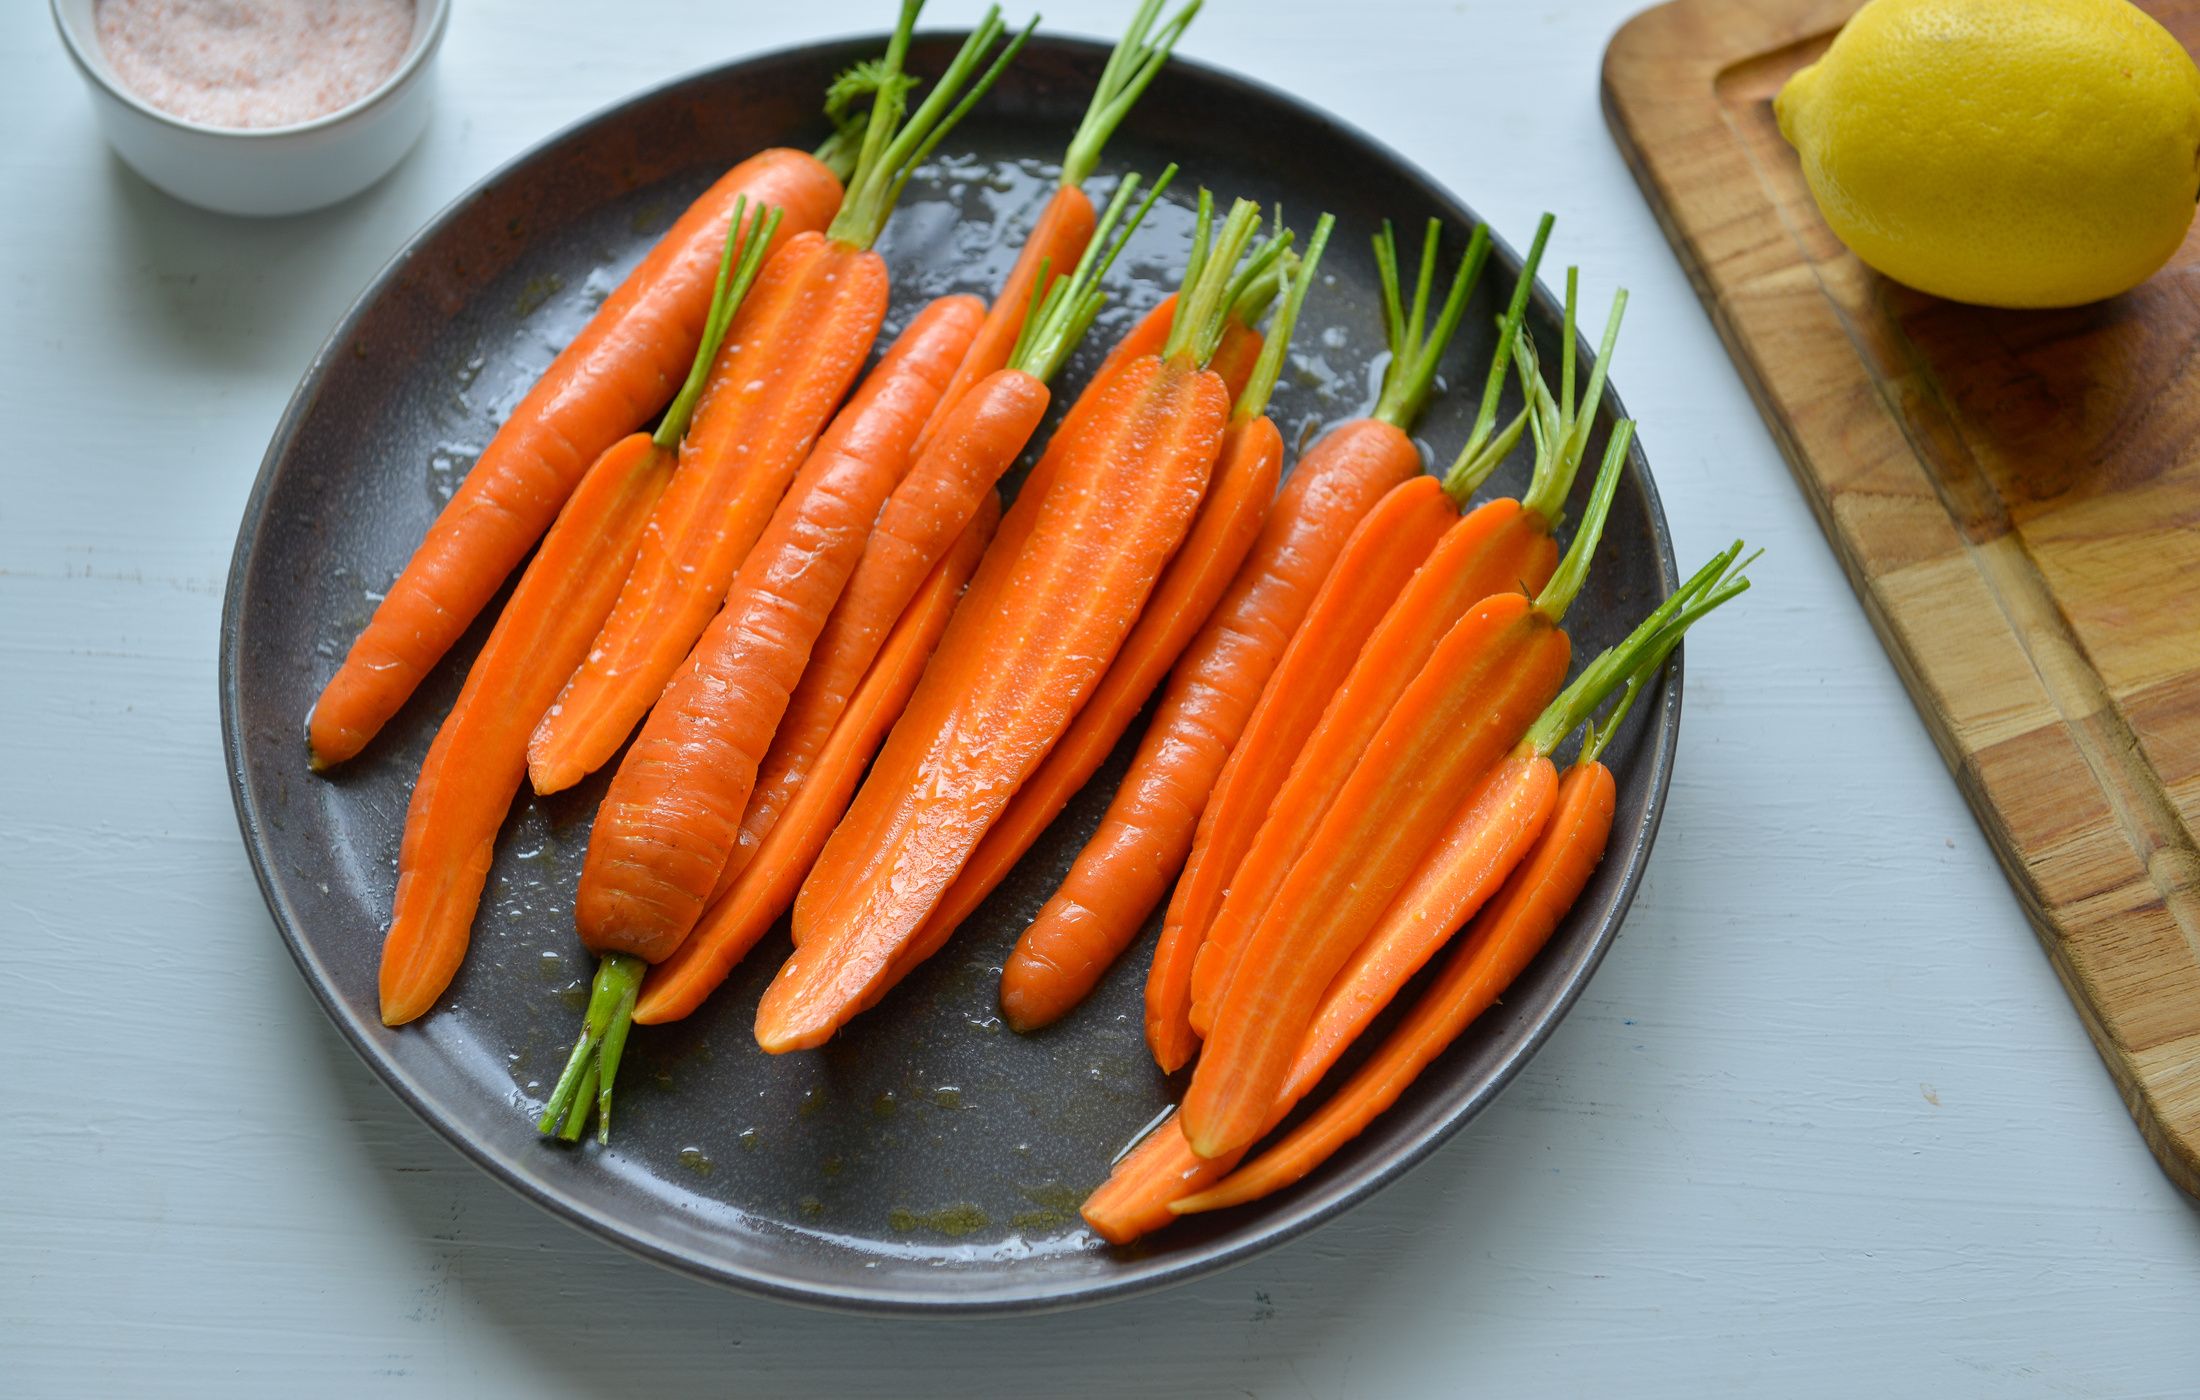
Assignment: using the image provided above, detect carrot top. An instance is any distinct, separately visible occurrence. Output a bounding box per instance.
[1233,212,1333,423]
[1516,269,1630,526]
[1528,418,1631,627]
[650,198,784,452]
[1060,0,1202,191]
[1523,538,1754,761]
[812,56,921,181]
[1439,212,1554,504]
[827,1,1033,252]
[1007,165,1178,384]
[1161,192,1267,366]
[1369,217,1490,432]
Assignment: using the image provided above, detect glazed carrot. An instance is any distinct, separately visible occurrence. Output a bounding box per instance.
[536,8,1031,1140]
[756,196,1264,1053]
[634,500,998,1026]
[376,207,780,1027]
[1175,217,1571,1046]
[984,217,1335,1032]
[527,5,1028,797]
[916,0,1198,454]
[1177,425,1633,1160]
[304,149,840,769]
[1141,217,1525,1069]
[713,172,1177,909]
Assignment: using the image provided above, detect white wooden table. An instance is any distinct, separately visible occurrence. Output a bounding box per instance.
[8,1,2198,1394]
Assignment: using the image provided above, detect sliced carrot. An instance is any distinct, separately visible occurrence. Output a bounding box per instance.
[307,149,838,769]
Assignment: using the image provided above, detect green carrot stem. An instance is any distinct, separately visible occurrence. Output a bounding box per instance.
[536,952,648,1143]
[827,4,1030,251]
[1439,213,1553,503]
[1162,194,1264,366]
[1523,538,1748,757]
[1226,233,1297,329]
[653,200,783,451]
[1060,0,1201,190]
[1530,418,1632,625]
[1371,218,1490,432]
[812,55,922,182]
[1010,166,1177,383]
[1234,213,1333,423]
[1520,277,1627,525]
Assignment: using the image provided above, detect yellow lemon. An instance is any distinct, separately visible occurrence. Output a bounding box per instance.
[1775,0,2200,308]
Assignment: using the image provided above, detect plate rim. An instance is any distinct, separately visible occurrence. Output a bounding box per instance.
[219,30,1682,1316]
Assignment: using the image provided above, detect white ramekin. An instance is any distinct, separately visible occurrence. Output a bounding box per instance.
[51,0,451,218]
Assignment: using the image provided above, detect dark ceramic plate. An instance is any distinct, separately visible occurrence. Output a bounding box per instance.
[221,33,1679,1313]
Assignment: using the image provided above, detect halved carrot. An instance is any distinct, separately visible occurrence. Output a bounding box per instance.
[1140,217,1522,1069]
[1179,427,1634,1159]
[1084,539,1751,1238]
[634,500,998,1026]
[536,8,1031,1141]
[914,0,1199,454]
[374,207,782,1027]
[756,195,1266,1053]
[526,5,1029,798]
[305,149,840,770]
[983,216,1335,1032]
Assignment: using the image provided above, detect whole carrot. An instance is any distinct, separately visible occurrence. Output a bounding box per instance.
[535,8,1031,1142]
[755,195,1266,1053]
[376,203,780,1028]
[1083,543,1751,1238]
[1141,216,1534,1070]
[526,3,1029,798]
[1180,424,1635,1160]
[915,0,1200,453]
[634,500,998,1027]
[981,217,1335,1032]
[305,146,842,770]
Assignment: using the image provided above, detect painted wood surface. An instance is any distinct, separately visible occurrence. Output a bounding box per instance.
[1604,0,2200,1197]
[7,1,2200,1395]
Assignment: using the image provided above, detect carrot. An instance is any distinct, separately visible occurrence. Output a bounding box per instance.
[1168,571,1739,1215]
[303,149,840,770]
[526,5,1029,797]
[634,500,998,1026]
[915,0,1199,455]
[983,217,1335,1032]
[1139,217,1528,1069]
[1174,217,1573,1047]
[1178,422,1636,1160]
[1085,542,1753,1238]
[710,171,1178,914]
[536,8,1031,1141]
[376,202,782,1028]
[756,195,1266,1053]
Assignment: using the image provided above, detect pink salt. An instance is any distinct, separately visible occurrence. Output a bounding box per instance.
[94,0,417,131]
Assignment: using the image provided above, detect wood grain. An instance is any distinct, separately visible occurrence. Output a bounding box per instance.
[1604,0,2200,1194]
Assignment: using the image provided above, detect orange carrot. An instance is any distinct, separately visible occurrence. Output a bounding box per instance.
[526,7,1028,798]
[536,8,1031,1141]
[915,0,1198,454]
[572,295,981,962]
[1140,218,1519,1069]
[1173,217,1568,1048]
[376,202,781,1028]
[634,499,998,1026]
[305,150,840,769]
[1177,425,1632,1160]
[984,217,1334,1032]
[1084,541,1752,1239]
[755,195,1266,1053]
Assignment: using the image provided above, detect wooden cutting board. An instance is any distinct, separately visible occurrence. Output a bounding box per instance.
[1604,0,2200,1193]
